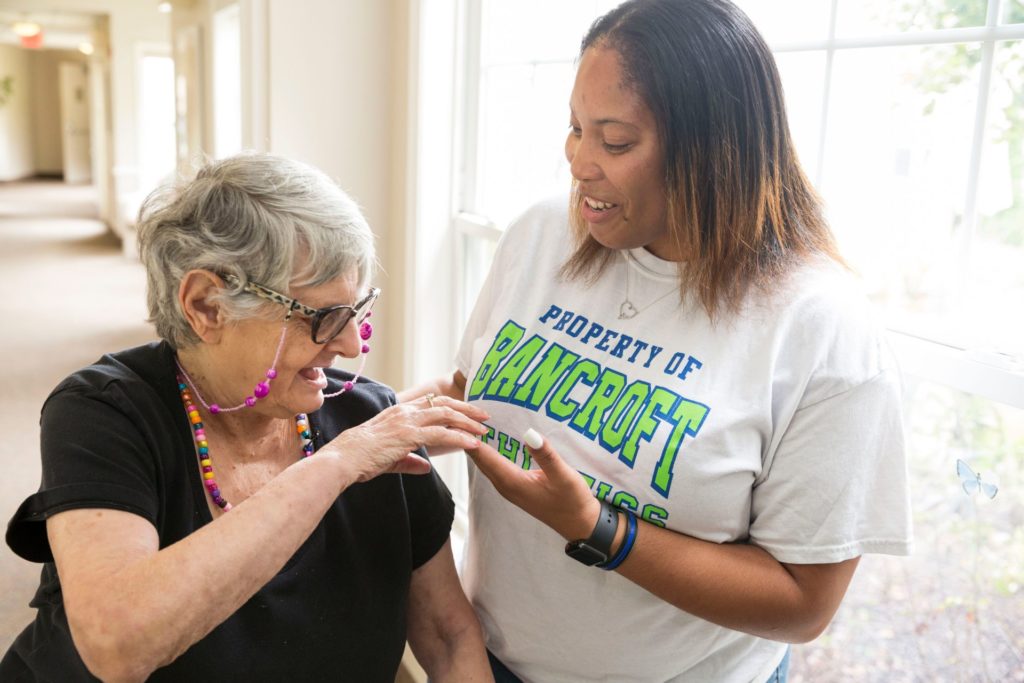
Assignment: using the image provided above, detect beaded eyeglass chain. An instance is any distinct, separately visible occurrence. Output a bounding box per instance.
[174,315,374,511]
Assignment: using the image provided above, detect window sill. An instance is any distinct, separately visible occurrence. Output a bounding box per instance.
[888,331,1024,409]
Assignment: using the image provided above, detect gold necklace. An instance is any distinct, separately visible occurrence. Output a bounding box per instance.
[618,252,678,320]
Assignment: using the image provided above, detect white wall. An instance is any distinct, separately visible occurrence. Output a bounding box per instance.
[0,44,33,180]
[266,0,409,388]
[165,0,415,389]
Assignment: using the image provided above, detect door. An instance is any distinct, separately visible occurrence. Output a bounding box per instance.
[58,61,92,184]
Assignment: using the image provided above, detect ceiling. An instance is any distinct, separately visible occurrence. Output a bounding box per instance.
[0,9,99,51]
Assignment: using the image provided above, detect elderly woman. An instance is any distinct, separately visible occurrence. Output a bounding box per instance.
[2,154,493,682]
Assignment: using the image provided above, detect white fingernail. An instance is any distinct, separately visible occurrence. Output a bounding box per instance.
[523,428,543,449]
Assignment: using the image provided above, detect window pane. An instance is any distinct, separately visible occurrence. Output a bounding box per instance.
[138,55,176,193]
[971,40,1024,359]
[474,0,620,228]
[821,44,981,348]
[836,0,990,37]
[481,0,616,64]
[475,62,574,228]
[774,51,827,180]
[791,381,1024,681]
[734,0,832,44]
[1002,0,1024,24]
[459,233,497,329]
[212,3,242,159]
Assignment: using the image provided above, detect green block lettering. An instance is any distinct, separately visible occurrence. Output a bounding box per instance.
[651,399,709,498]
[611,491,639,511]
[468,321,526,399]
[511,344,579,408]
[570,368,627,439]
[598,381,650,452]
[497,432,520,464]
[619,387,680,468]
[641,504,668,528]
[546,359,601,421]
[484,335,546,400]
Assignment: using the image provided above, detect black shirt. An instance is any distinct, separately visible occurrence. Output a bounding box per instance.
[2,341,454,682]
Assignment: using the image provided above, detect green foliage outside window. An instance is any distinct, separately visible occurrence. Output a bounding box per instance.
[908,1,1024,245]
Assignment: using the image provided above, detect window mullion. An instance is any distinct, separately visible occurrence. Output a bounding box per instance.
[814,0,840,188]
[956,5,1000,302]
[454,0,483,216]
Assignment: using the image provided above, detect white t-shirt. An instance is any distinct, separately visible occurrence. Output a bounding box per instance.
[455,196,912,683]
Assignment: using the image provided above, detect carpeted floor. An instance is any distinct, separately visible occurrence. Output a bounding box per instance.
[0,179,155,653]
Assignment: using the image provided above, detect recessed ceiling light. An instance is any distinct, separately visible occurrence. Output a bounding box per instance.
[12,21,42,37]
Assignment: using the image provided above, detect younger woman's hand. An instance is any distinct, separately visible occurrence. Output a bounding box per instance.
[327,395,490,483]
[466,429,601,541]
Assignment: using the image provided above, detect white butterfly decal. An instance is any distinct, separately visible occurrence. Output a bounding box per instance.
[956,459,998,500]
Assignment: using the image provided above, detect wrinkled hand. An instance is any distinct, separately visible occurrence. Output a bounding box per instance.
[328,395,490,483]
[466,429,601,541]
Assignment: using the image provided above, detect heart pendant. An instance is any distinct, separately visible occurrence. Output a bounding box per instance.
[618,300,638,319]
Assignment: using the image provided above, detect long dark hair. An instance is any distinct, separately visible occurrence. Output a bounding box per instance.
[562,0,845,318]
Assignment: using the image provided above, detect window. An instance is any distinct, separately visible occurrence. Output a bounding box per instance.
[448,0,1024,396]
[137,51,176,194]
[212,3,242,159]
[414,2,1024,673]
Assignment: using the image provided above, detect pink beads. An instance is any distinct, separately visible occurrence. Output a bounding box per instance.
[360,322,373,340]
[174,321,288,414]
[343,381,354,391]
[361,344,370,354]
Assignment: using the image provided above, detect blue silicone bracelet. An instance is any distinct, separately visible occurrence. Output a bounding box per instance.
[601,509,637,571]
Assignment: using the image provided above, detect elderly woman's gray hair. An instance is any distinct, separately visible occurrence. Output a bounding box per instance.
[137,153,376,349]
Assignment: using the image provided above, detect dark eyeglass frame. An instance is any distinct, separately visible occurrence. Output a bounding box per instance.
[224,274,380,344]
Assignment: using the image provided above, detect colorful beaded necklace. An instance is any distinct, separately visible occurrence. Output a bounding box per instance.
[171,312,375,512]
[176,373,315,511]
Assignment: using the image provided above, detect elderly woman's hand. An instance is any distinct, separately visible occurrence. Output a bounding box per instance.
[326,395,490,482]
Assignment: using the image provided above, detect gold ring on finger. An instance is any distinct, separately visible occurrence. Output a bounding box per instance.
[424,393,436,408]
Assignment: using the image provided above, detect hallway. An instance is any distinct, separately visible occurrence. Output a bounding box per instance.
[0,180,154,651]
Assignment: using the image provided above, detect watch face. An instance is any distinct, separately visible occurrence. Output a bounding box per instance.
[565,541,608,567]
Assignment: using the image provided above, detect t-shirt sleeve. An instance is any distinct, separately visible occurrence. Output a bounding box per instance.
[401,466,456,570]
[747,368,913,564]
[6,386,160,563]
[367,385,456,570]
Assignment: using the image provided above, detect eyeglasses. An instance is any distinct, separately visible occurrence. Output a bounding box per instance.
[225,275,380,344]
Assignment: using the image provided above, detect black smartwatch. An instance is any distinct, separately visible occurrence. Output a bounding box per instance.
[565,500,619,567]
